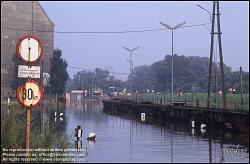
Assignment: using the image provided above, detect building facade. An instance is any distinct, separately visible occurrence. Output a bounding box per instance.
[1,1,54,97]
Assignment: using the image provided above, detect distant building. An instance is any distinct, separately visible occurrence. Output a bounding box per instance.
[1,1,54,97]
[70,90,85,103]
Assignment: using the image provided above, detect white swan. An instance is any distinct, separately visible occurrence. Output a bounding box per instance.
[200,124,206,129]
[87,132,96,141]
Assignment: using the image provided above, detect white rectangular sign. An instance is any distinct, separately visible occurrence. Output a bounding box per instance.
[18,65,40,78]
[141,113,145,121]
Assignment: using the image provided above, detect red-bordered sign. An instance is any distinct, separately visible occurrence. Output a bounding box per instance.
[16,35,43,64]
[16,80,43,109]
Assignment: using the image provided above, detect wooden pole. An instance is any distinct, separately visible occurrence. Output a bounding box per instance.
[207,1,216,108]
[26,108,31,156]
[240,66,243,109]
[216,1,227,109]
[26,1,33,158]
[164,92,165,105]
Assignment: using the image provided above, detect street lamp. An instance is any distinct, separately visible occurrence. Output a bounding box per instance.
[196,4,212,22]
[123,46,140,101]
[196,4,212,32]
[91,72,95,101]
[126,59,135,101]
[105,67,115,99]
[160,21,186,105]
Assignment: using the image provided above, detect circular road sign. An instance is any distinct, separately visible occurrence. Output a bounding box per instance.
[16,80,43,109]
[16,35,43,64]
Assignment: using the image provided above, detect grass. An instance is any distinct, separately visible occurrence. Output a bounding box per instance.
[1,100,72,163]
[124,92,249,110]
[1,98,66,111]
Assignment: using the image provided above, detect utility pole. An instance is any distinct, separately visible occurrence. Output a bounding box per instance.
[216,1,227,109]
[240,66,243,109]
[122,46,139,101]
[214,42,218,107]
[207,1,227,109]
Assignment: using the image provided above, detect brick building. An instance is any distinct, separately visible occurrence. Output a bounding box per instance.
[1,1,54,97]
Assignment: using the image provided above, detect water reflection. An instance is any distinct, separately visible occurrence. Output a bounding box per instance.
[58,101,249,163]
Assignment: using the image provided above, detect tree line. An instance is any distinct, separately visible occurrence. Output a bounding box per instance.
[129,54,249,93]
[12,51,248,97]
[65,68,123,94]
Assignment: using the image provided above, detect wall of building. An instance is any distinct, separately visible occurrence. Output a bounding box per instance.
[1,1,54,97]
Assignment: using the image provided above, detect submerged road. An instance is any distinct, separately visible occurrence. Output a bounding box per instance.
[49,101,250,162]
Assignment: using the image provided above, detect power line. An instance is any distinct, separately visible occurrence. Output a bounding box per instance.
[1,22,210,34]
[1,27,165,34]
[67,66,95,72]
[67,65,129,75]
[180,22,211,29]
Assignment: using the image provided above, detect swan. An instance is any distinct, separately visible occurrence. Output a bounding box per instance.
[200,124,206,129]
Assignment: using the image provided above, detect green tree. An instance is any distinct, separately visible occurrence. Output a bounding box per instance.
[11,53,25,91]
[71,68,124,93]
[131,54,249,93]
[130,65,157,91]
[49,48,69,97]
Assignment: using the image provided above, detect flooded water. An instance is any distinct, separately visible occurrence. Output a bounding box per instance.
[52,101,249,163]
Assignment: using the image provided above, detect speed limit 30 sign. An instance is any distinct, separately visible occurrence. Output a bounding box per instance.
[16,80,43,109]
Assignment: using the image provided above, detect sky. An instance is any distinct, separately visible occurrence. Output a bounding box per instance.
[40,1,249,80]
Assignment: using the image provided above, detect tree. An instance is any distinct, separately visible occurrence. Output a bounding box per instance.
[65,78,74,93]
[130,54,249,93]
[49,48,69,97]
[130,65,157,92]
[11,53,25,91]
[72,70,93,91]
[70,68,124,93]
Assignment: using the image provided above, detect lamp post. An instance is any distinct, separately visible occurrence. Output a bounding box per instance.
[160,21,186,105]
[91,73,94,102]
[196,4,212,32]
[197,4,212,22]
[122,46,140,101]
[105,67,115,99]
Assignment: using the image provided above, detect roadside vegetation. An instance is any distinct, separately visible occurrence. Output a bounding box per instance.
[1,101,71,152]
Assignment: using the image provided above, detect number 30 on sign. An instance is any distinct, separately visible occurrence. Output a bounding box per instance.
[16,80,43,108]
